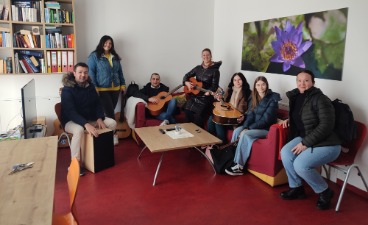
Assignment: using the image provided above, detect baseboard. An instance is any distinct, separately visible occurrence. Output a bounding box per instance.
[336,178,368,199]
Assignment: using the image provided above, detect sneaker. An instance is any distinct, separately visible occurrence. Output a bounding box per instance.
[159,120,169,126]
[113,134,119,146]
[225,162,244,176]
[79,166,86,176]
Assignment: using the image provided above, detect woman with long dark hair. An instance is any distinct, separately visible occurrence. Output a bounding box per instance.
[87,35,126,120]
[207,72,251,144]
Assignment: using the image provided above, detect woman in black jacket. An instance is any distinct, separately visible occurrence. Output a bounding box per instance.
[183,48,221,127]
[279,70,341,210]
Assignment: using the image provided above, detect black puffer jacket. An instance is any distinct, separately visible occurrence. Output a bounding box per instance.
[183,61,221,114]
[287,86,341,147]
[61,72,105,128]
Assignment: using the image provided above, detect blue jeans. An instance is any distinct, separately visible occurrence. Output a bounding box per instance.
[281,137,341,193]
[156,98,177,124]
[207,115,229,144]
[231,126,269,166]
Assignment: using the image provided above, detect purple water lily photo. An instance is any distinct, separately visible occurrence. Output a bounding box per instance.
[241,8,348,81]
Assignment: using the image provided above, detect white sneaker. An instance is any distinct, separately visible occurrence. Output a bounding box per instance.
[113,134,119,146]
[159,120,169,126]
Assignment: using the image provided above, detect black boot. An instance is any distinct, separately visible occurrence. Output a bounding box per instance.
[280,186,306,200]
[317,188,334,210]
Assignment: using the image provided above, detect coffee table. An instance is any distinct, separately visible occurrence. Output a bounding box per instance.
[134,123,222,186]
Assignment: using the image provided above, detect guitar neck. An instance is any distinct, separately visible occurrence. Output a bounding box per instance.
[165,84,183,97]
[195,86,214,95]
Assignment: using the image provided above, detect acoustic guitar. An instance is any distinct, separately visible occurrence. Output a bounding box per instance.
[115,93,131,138]
[146,84,183,116]
[184,77,242,125]
[212,100,242,125]
[183,77,217,95]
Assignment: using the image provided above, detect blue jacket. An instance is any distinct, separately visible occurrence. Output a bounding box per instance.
[61,72,105,128]
[87,52,126,90]
[242,90,281,130]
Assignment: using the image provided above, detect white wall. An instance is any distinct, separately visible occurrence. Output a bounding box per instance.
[213,0,368,190]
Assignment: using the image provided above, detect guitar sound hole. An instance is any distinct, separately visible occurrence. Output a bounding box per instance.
[160,96,165,99]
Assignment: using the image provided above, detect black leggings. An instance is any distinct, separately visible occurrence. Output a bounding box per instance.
[99,91,120,119]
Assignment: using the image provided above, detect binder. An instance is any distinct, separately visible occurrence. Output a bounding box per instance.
[57,50,62,72]
[46,51,51,73]
[67,51,74,71]
[61,51,68,72]
[51,51,57,72]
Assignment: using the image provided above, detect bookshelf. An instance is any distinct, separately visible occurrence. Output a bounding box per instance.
[0,0,76,75]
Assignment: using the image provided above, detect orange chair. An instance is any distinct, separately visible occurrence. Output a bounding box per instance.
[53,157,80,225]
[323,121,368,212]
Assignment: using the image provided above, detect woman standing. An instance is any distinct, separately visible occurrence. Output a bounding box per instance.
[225,76,280,176]
[279,70,341,210]
[87,35,126,120]
[207,72,251,144]
[183,48,221,127]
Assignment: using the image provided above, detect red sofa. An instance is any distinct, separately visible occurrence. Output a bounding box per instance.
[224,109,289,186]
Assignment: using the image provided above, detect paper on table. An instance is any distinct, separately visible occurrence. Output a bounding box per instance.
[165,128,194,139]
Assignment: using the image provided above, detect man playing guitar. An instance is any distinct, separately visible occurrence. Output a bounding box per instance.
[133,73,177,125]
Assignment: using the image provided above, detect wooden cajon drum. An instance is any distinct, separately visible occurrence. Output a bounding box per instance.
[81,128,114,173]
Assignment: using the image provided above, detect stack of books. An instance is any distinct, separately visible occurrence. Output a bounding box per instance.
[14,29,42,48]
[15,51,45,73]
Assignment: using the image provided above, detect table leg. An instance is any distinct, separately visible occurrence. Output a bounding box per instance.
[194,147,216,173]
[153,152,165,186]
[137,146,147,159]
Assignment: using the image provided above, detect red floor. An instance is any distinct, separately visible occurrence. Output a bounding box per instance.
[54,138,368,225]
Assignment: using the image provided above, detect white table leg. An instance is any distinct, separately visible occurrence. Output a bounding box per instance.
[194,147,216,173]
[153,152,165,186]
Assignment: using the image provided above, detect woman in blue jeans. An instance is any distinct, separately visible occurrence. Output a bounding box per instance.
[225,76,280,176]
[278,70,341,210]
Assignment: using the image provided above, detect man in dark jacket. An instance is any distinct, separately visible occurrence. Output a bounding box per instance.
[133,73,177,125]
[61,62,117,175]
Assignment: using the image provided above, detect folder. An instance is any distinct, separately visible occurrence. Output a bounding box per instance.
[46,51,51,73]
[61,51,67,72]
[51,51,57,72]
[67,51,74,71]
[57,51,62,72]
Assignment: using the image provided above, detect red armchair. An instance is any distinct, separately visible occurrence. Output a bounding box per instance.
[225,109,289,187]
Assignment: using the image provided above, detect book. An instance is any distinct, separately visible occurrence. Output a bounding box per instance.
[18,50,43,58]
[20,59,33,73]
[29,56,39,67]
[18,60,28,73]
[6,57,12,73]
[23,55,39,72]
[46,51,51,73]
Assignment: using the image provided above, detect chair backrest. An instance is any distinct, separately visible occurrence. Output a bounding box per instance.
[55,103,62,123]
[332,121,367,165]
[68,158,80,224]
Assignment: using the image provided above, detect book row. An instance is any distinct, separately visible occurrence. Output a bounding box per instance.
[44,8,74,24]
[0,57,12,74]
[11,1,41,22]
[12,50,74,74]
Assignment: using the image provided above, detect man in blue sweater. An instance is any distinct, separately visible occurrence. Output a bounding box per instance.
[61,62,116,176]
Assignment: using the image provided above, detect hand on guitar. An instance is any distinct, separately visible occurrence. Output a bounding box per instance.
[237,114,245,124]
[148,97,159,104]
[185,81,193,91]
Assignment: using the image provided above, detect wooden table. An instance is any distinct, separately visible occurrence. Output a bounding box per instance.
[0,136,58,225]
[135,123,222,186]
